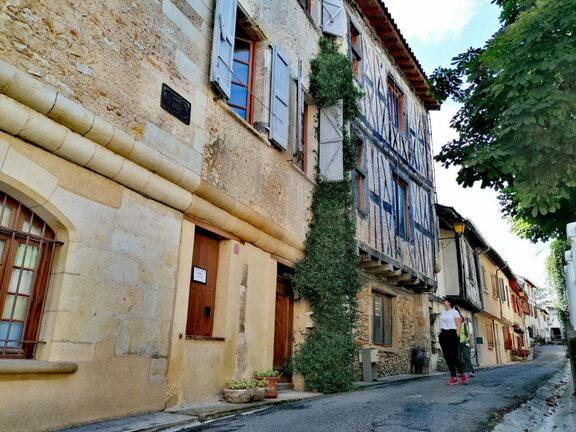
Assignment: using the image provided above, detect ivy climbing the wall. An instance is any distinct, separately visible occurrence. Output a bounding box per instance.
[292,37,364,393]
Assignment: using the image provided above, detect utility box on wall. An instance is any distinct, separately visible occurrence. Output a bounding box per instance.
[359,348,378,382]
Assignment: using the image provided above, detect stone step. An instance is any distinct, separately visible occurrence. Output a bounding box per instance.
[277,382,294,391]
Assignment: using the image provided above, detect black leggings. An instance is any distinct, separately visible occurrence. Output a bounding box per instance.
[439,330,464,377]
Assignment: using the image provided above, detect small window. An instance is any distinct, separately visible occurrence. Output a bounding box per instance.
[295,100,309,172]
[373,292,393,347]
[0,192,57,359]
[187,228,221,337]
[228,12,256,123]
[392,173,410,239]
[491,273,498,299]
[503,326,512,350]
[387,80,404,131]
[355,138,366,213]
[481,266,488,293]
[349,20,362,82]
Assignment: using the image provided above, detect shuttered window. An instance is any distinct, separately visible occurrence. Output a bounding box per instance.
[322,0,345,37]
[349,20,363,82]
[187,228,220,337]
[319,102,344,181]
[503,326,512,350]
[295,100,309,172]
[393,173,410,239]
[387,80,404,131]
[228,17,256,122]
[491,273,498,299]
[269,46,290,149]
[485,323,495,349]
[0,193,57,359]
[355,138,366,213]
[209,0,238,99]
[373,293,393,347]
[482,266,488,293]
[298,0,312,13]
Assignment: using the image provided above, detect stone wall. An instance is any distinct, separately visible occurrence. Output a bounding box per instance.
[355,278,419,378]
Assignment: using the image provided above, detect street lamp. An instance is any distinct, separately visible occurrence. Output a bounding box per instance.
[439,220,466,240]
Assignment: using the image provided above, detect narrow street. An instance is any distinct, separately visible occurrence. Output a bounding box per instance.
[190,346,566,432]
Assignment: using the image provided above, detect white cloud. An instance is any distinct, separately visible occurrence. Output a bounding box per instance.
[385,0,479,44]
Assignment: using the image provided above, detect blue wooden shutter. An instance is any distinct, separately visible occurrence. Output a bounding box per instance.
[269,46,290,150]
[322,0,345,37]
[210,0,237,99]
[319,102,344,181]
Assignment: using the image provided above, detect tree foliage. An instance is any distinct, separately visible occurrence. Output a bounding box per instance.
[292,38,364,393]
[429,0,576,242]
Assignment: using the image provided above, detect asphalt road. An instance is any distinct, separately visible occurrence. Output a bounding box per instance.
[190,345,567,432]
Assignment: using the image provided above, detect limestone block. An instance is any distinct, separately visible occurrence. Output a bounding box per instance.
[155,155,185,183]
[115,319,171,357]
[84,115,114,146]
[4,64,58,114]
[0,95,29,136]
[53,131,95,166]
[48,94,95,135]
[49,341,95,362]
[127,140,163,173]
[175,167,201,192]
[107,128,136,156]
[112,159,152,192]
[148,357,168,384]
[18,110,67,152]
[1,147,58,204]
[52,311,120,344]
[141,176,192,212]
[86,145,124,178]
[0,59,18,93]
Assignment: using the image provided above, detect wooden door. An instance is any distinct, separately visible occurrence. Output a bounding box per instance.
[273,276,294,370]
[186,229,220,337]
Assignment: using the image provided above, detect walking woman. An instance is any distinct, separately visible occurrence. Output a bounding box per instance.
[439,298,468,385]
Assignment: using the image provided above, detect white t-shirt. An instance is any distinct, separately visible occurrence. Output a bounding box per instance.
[439,309,461,330]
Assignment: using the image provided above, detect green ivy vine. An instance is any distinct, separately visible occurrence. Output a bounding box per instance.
[546,239,571,335]
[292,37,364,393]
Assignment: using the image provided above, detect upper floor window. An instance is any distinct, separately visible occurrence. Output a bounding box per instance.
[295,99,309,172]
[355,138,367,213]
[387,80,404,131]
[349,20,363,82]
[228,15,256,123]
[0,192,57,358]
[393,173,410,239]
[491,273,498,299]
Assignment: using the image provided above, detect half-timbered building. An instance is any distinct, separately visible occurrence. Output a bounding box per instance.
[344,1,441,377]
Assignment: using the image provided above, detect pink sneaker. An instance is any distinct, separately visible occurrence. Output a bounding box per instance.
[447,377,458,385]
[460,374,469,385]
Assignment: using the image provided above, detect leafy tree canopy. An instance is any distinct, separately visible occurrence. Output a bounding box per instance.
[429,0,576,242]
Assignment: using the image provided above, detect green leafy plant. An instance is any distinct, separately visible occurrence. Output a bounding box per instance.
[253,369,281,378]
[292,37,365,394]
[546,239,571,333]
[224,379,264,390]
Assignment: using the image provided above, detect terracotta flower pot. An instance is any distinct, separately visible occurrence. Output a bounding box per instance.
[254,377,280,399]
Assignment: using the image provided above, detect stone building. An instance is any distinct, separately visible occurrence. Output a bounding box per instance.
[0,0,333,430]
[346,1,440,377]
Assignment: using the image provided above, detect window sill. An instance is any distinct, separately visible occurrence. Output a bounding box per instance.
[372,345,400,355]
[0,359,78,375]
[185,335,225,342]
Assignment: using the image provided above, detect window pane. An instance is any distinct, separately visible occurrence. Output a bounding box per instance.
[234,40,250,62]
[0,240,5,259]
[384,296,393,346]
[232,61,249,85]
[231,106,247,120]
[230,84,248,109]
[397,184,406,237]
[22,218,43,236]
[0,206,12,227]
[373,295,382,344]
[15,244,39,268]
[9,269,34,294]
[0,321,23,347]
[2,295,29,320]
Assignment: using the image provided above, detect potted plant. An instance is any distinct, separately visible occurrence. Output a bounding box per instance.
[253,369,281,399]
[223,379,266,403]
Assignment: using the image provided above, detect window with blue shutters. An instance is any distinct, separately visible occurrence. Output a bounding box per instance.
[210,0,238,100]
[269,46,290,150]
[322,0,345,37]
[228,19,256,122]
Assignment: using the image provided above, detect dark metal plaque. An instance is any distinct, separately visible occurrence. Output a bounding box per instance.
[161,83,191,125]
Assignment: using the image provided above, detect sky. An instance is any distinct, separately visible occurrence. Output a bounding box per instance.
[385,0,550,286]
